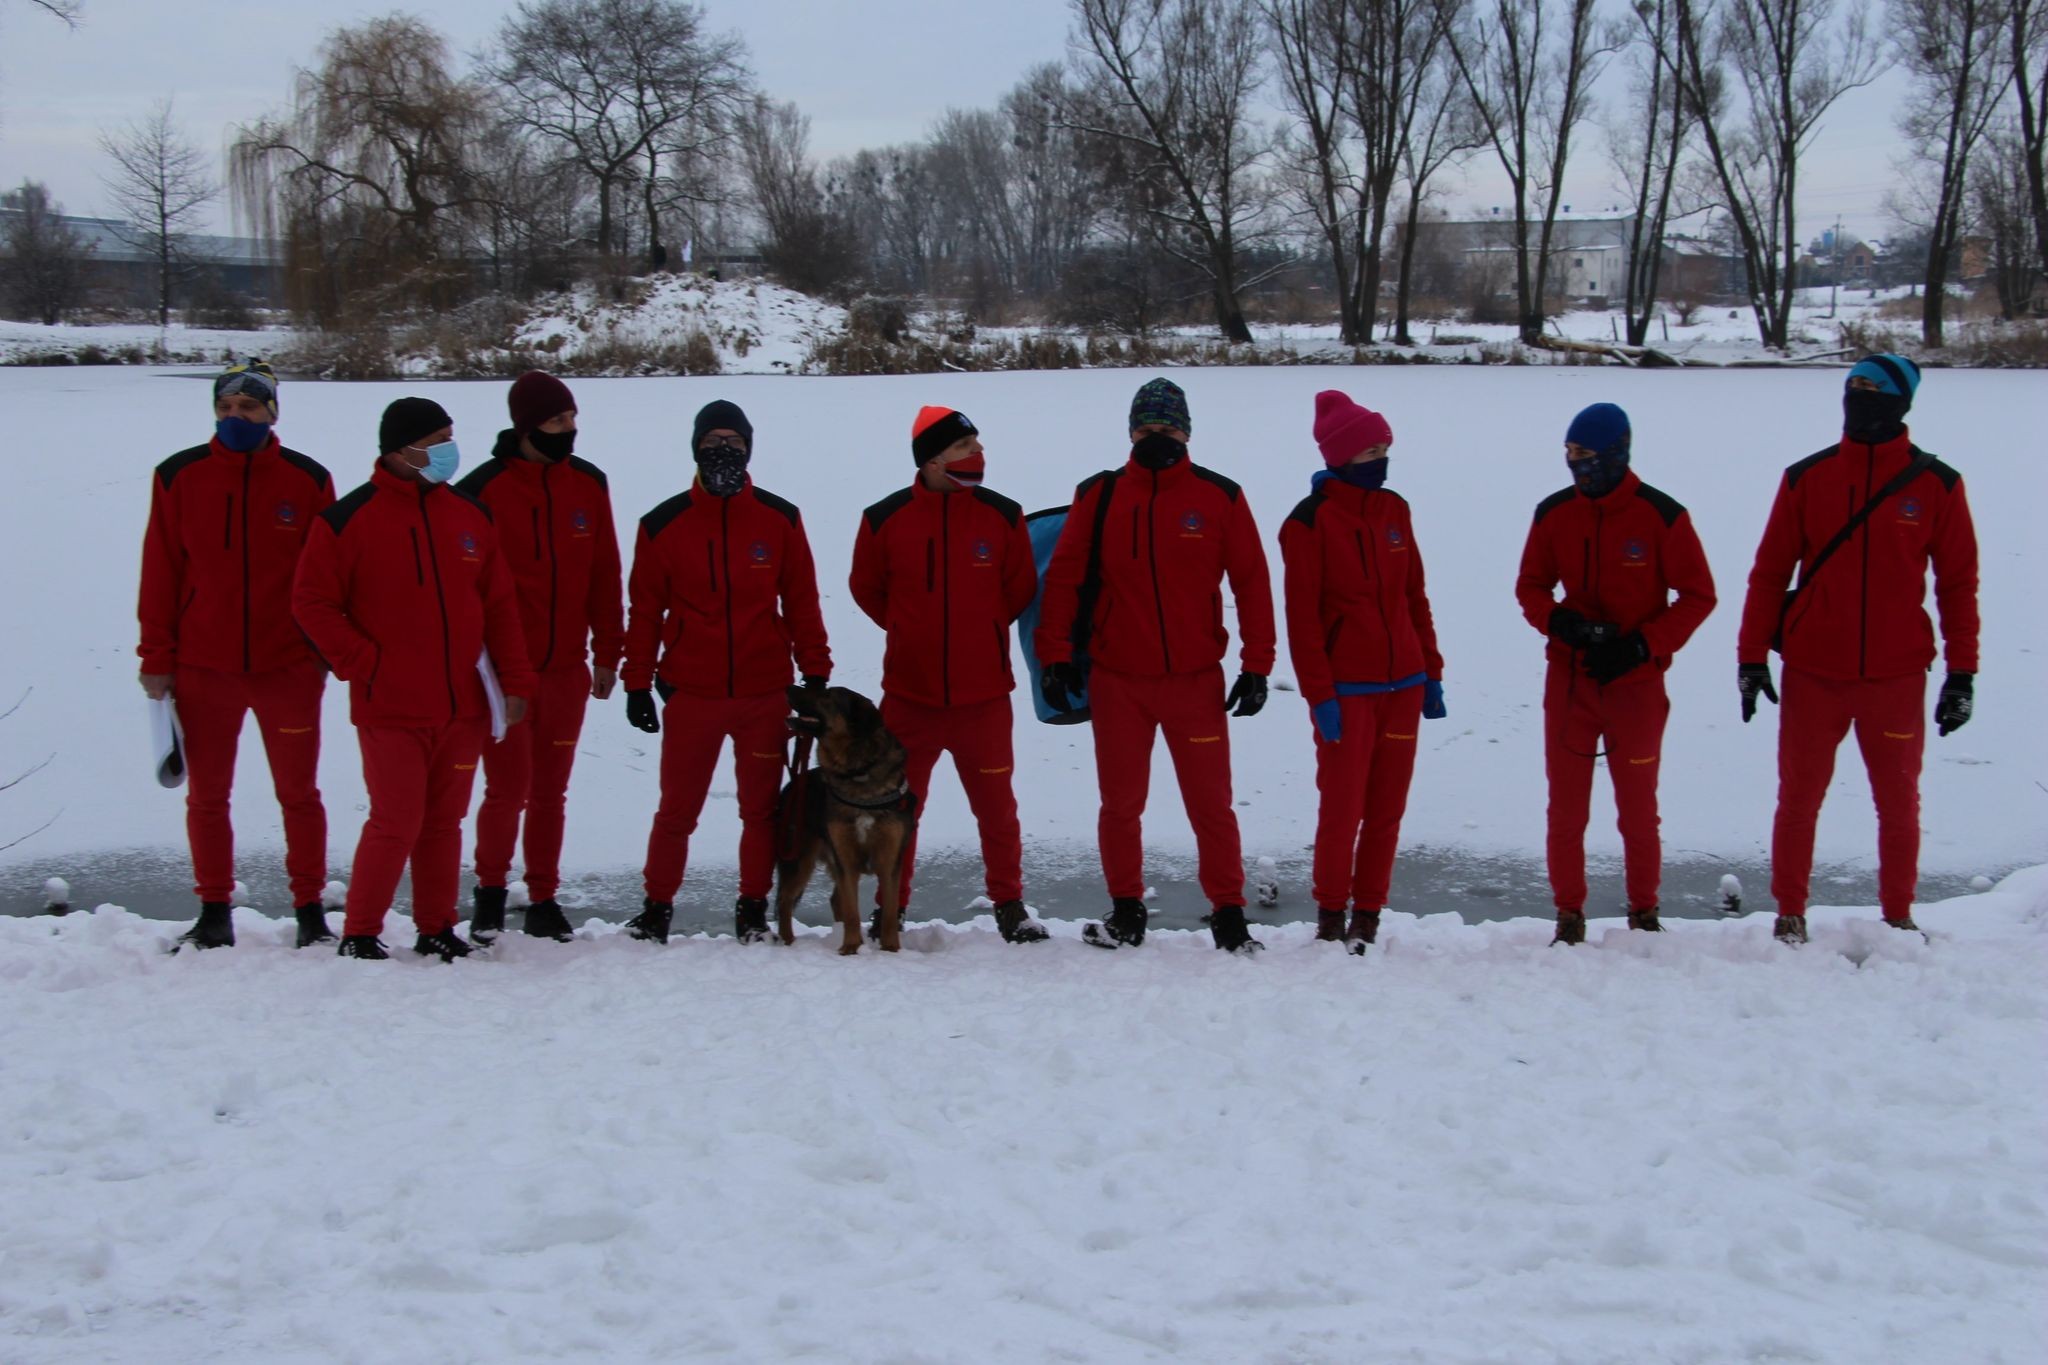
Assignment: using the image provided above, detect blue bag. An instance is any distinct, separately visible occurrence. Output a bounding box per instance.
[1016,470,1120,725]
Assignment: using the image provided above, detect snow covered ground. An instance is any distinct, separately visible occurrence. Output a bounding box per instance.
[0,318,287,367]
[2,364,2044,1359]
[3,874,2044,1361]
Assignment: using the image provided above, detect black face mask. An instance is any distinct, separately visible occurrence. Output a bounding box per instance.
[697,444,749,497]
[1132,432,1187,471]
[1567,445,1631,500]
[528,428,577,462]
[1843,389,1909,444]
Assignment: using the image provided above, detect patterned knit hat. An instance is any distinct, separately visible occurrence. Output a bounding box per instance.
[1128,377,1191,435]
[213,357,278,419]
[1847,353,1921,403]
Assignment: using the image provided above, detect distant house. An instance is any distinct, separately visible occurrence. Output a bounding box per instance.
[1422,209,1744,308]
[0,209,283,311]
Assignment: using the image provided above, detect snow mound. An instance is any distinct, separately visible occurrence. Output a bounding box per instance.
[2,875,2043,1361]
[506,274,846,375]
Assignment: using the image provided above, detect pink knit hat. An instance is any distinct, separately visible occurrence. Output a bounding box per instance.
[1313,390,1393,467]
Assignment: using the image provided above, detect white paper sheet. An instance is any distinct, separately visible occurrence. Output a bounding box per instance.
[149,695,186,789]
[478,651,507,742]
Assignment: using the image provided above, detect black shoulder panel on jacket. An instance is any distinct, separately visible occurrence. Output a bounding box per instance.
[1531,487,1576,525]
[320,483,377,534]
[1285,492,1325,530]
[1913,447,1961,491]
[453,459,506,499]
[567,455,609,490]
[441,485,489,520]
[968,487,1023,526]
[1784,445,1838,490]
[276,445,332,491]
[752,487,801,526]
[155,444,212,490]
[1074,469,1115,499]
[641,489,695,538]
[1633,482,1686,528]
[1190,465,1243,502]
[863,486,915,534]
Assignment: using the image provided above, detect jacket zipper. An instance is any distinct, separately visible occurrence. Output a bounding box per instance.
[941,495,953,706]
[418,496,458,720]
[721,496,735,697]
[1356,526,1393,678]
[1857,448,1872,679]
[995,621,1009,680]
[540,465,559,672]
[926,539,935,591]
[410,528,425,585]
[239,454,254,671]
[1147,474,1171,672]
[531,507,542,559]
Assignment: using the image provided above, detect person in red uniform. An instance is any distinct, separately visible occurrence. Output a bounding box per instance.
[293,398,536,961]
[137,358,337,951]
[1281,391,1446,955]
[1515,403,1716,945]
[454,372,624,942]
[1034,377,1277,954]
[1736,355,1979,943]
[620,400,832,945]
[850,405,1046,944]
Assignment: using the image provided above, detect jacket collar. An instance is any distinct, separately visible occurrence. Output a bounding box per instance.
[207,432,280,461]
[370,460,438,499]
[489,427,548,477]
[1121,453,1195,486]
[1838,429,1915,467]
[1312,475,1384,515]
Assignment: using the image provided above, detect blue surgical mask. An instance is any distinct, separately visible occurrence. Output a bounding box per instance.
[417,440,461,484]
[215,416,272,452]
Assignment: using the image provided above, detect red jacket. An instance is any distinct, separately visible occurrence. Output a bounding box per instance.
[454,433,626,674]
[292,464,537,727]
[1515,469,1717,682]
[137,435,334,675]
[1280,478,1444,705]
[1035,457,1277,678]
[850,480,1037,708]
[622,479,831,699]
[1737,432,1978,680]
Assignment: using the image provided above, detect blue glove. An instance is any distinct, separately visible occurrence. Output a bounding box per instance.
[1311,698,1342,743]
[1423,679,1446,720]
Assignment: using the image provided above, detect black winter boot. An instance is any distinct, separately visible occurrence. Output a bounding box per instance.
[1084,897,1148,949]
[414,930,473,961]
[1774,913,1809,945]
[1552,912,1586,946]
[337,935,388,960]
[1315,909,1346,942]
[293,902,336,949]
[173,901,235,953]
[735,896,770,944]
[1627,907,1663,932]
[470,885,508,942]
[1209,905,1264,954]
[522,899,575,941]
[626,898,673,944]
[1346,908,1381,955]
[992,900,1048,943]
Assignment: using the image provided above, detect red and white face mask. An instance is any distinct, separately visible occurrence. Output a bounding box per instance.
[943,451,987,488]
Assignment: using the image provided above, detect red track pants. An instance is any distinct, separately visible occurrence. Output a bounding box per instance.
[473,662,590,901]
[642,689,788,904]
[1090,663,1245,908]
[1544,663,1668,914]
[344,718,488,937]
[880,693,1024,908]
[1771,666,1925,919]
[1312,687,1424,912]
[173,661,327,907]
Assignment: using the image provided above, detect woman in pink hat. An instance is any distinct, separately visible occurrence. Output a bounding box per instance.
[1278,391,1445,953]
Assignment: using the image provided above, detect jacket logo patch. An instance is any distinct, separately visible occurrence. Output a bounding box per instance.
[572,508,589,530]
[275,501,296,525]
[461,532,478,556]
[1180,510,1205,533]
[1386,526,1405,548]
[1622,538,1648,564]
[1899,497,1922,523]
[973,538,993,563]
[749,540,772,567]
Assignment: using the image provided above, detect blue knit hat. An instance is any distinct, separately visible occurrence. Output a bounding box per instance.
[1565,402,1630,457]
[1847,354,1921,402]
[1129,377,1191,435]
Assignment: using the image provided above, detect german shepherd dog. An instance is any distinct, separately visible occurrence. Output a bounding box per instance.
[775,685,920,954]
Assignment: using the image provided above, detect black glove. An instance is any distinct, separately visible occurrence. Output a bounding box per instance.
[800,674,827,690]
[1548,607,1618,646]
[1738,662,1778,723]
[1041,661,1084,713]
[1226,671,1268,718]
[1935,671,1973,737]
[1584,633,1649,685]
[625,689,661,733]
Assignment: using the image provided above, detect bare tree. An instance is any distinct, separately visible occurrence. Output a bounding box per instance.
[1973,119,2040,314]
[736,96,860,295]
[494,0,749,262]
[97,99,219,328]
[1893,0,2015,346]
[1610,0,1695,346]
[0,179,91,324]
[1066,0,1275,342]
[1447,0,1620,345]
[1667,0,1885,350]
[1390,11,1482,344]
[14,0,82,19]
[2008,0,2048,277]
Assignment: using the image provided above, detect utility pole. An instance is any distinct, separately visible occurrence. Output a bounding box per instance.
[1829,215,1842,318]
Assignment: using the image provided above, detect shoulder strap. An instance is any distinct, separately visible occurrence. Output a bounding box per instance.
[1072,469,1123,662]
[1774,448,1935,651]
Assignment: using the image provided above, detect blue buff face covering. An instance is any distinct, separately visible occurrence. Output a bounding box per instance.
[215,416,272,452]
[417,440,462,484]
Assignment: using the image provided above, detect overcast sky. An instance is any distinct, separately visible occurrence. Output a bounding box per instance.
[0,0,1909,243]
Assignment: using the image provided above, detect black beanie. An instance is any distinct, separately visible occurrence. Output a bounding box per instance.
[691,399,753,454]
[379,397,454,454]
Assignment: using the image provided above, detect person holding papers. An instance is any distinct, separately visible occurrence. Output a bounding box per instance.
[293,398,535,961]
[136,358,336,952]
